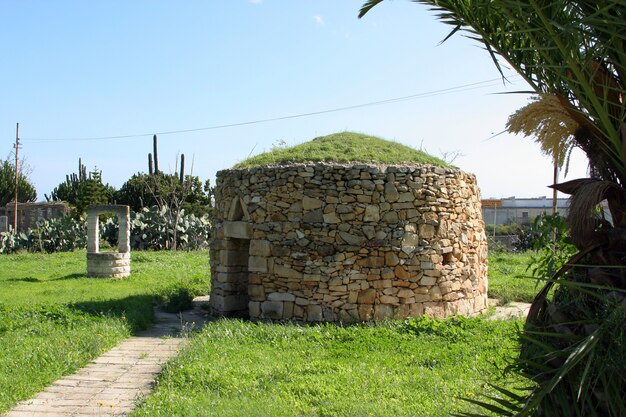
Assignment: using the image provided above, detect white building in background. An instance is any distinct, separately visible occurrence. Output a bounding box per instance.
[481,196,569,226]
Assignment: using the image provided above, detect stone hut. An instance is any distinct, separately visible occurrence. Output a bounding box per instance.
[209,133,488,322]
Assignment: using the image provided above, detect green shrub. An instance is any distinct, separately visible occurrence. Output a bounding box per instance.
[101,206,211,251]
[1,207,211,254]
[156,286,194,313]
[0,217,86,254]
[525,213,577,279]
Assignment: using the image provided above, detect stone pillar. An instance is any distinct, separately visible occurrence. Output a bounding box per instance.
[86,212,99,253]
[117,205,131,253]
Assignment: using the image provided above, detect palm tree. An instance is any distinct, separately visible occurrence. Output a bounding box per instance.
[360,1,626,415]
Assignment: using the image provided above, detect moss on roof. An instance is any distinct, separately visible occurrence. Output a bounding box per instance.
[233,132,450,168]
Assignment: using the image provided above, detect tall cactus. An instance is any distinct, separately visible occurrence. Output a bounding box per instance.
[179,154,185,184]
[78,158,86,181]
[153,134,159,175]
[148,153,154,176]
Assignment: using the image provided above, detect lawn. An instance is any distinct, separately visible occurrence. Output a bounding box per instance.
[129,251,534,417]
[487,250,541,304]
[0,250,534,416]
[0,250,210,413]
[131,317,523,417]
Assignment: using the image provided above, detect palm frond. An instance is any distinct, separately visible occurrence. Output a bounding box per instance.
[357,0,385,18]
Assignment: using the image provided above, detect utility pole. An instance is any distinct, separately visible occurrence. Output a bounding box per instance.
[13,123,20,232]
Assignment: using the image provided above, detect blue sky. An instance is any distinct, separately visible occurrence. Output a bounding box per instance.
[1,0,588,200]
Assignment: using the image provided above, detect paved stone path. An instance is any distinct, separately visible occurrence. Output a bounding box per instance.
[487,298,531,320]
[4,298,209,417]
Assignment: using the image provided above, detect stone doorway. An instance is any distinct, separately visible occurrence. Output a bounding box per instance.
[209,197,253,317]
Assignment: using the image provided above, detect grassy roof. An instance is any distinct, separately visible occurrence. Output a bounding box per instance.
[234,132,450,168]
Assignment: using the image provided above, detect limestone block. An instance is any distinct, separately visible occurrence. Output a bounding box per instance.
[374,304,394,320]
[379,295,400,305]
[420,276,437,286]
[211,294,248,313]
[249,240,271,257]
[358,305,374,321]
[384,182,399,202]
[87,252,130,260]
[394,266,410,279]
[338,231,365,246]
[302,209,323,223]
[275,264,303,280]
[268,292,296,302]
[307,304,323,321]
[303,274,323,282]
[385,252,400,266]
[248,256,268,273]
[249,301,261,318]
[302,196,323,210]
[293,304,304,318]
[363,205,380,222]
[223,221,252,239]
[357,289,377,304]
[323,305,335,321]
[418,224,436,239]
[295,297,310,306]
[397,288,414,298]
[382,211,399,223]
[361,256,384,268]
[323,212,341,224]
[261,301,284,319]
[402,232,419,248]
[381,268,395,280]
[283,301,295,319]
[87,265,130,274]
[362,225,376,240]
[248,284,265,301]
[424,302,445,318]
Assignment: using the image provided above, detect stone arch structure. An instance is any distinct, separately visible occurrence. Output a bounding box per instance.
[209,197,253,316]
[210,163,489,322]
[86,205,131,278]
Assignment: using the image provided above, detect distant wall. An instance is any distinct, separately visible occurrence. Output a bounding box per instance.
[210,163,488,322]
[2,202,69,231]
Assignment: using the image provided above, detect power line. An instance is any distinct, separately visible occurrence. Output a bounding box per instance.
[22,76,520,143]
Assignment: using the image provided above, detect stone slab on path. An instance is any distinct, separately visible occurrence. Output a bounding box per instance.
[487,298,531,320]
[4,297,209,417]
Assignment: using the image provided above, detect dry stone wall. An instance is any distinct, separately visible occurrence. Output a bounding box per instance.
[210,163,488,322]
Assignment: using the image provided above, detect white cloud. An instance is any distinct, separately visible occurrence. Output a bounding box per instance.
[313,15,324,25]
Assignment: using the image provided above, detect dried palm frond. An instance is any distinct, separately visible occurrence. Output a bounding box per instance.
[507,94,579,175]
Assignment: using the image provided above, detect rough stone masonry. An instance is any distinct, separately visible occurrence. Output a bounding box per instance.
[209,163,488,322]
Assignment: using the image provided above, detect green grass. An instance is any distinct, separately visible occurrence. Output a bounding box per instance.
[234,132,450,168]
[0,250,210,413]
[131,318,523,417]
[0,250,537,415]
[488,251,541,304]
